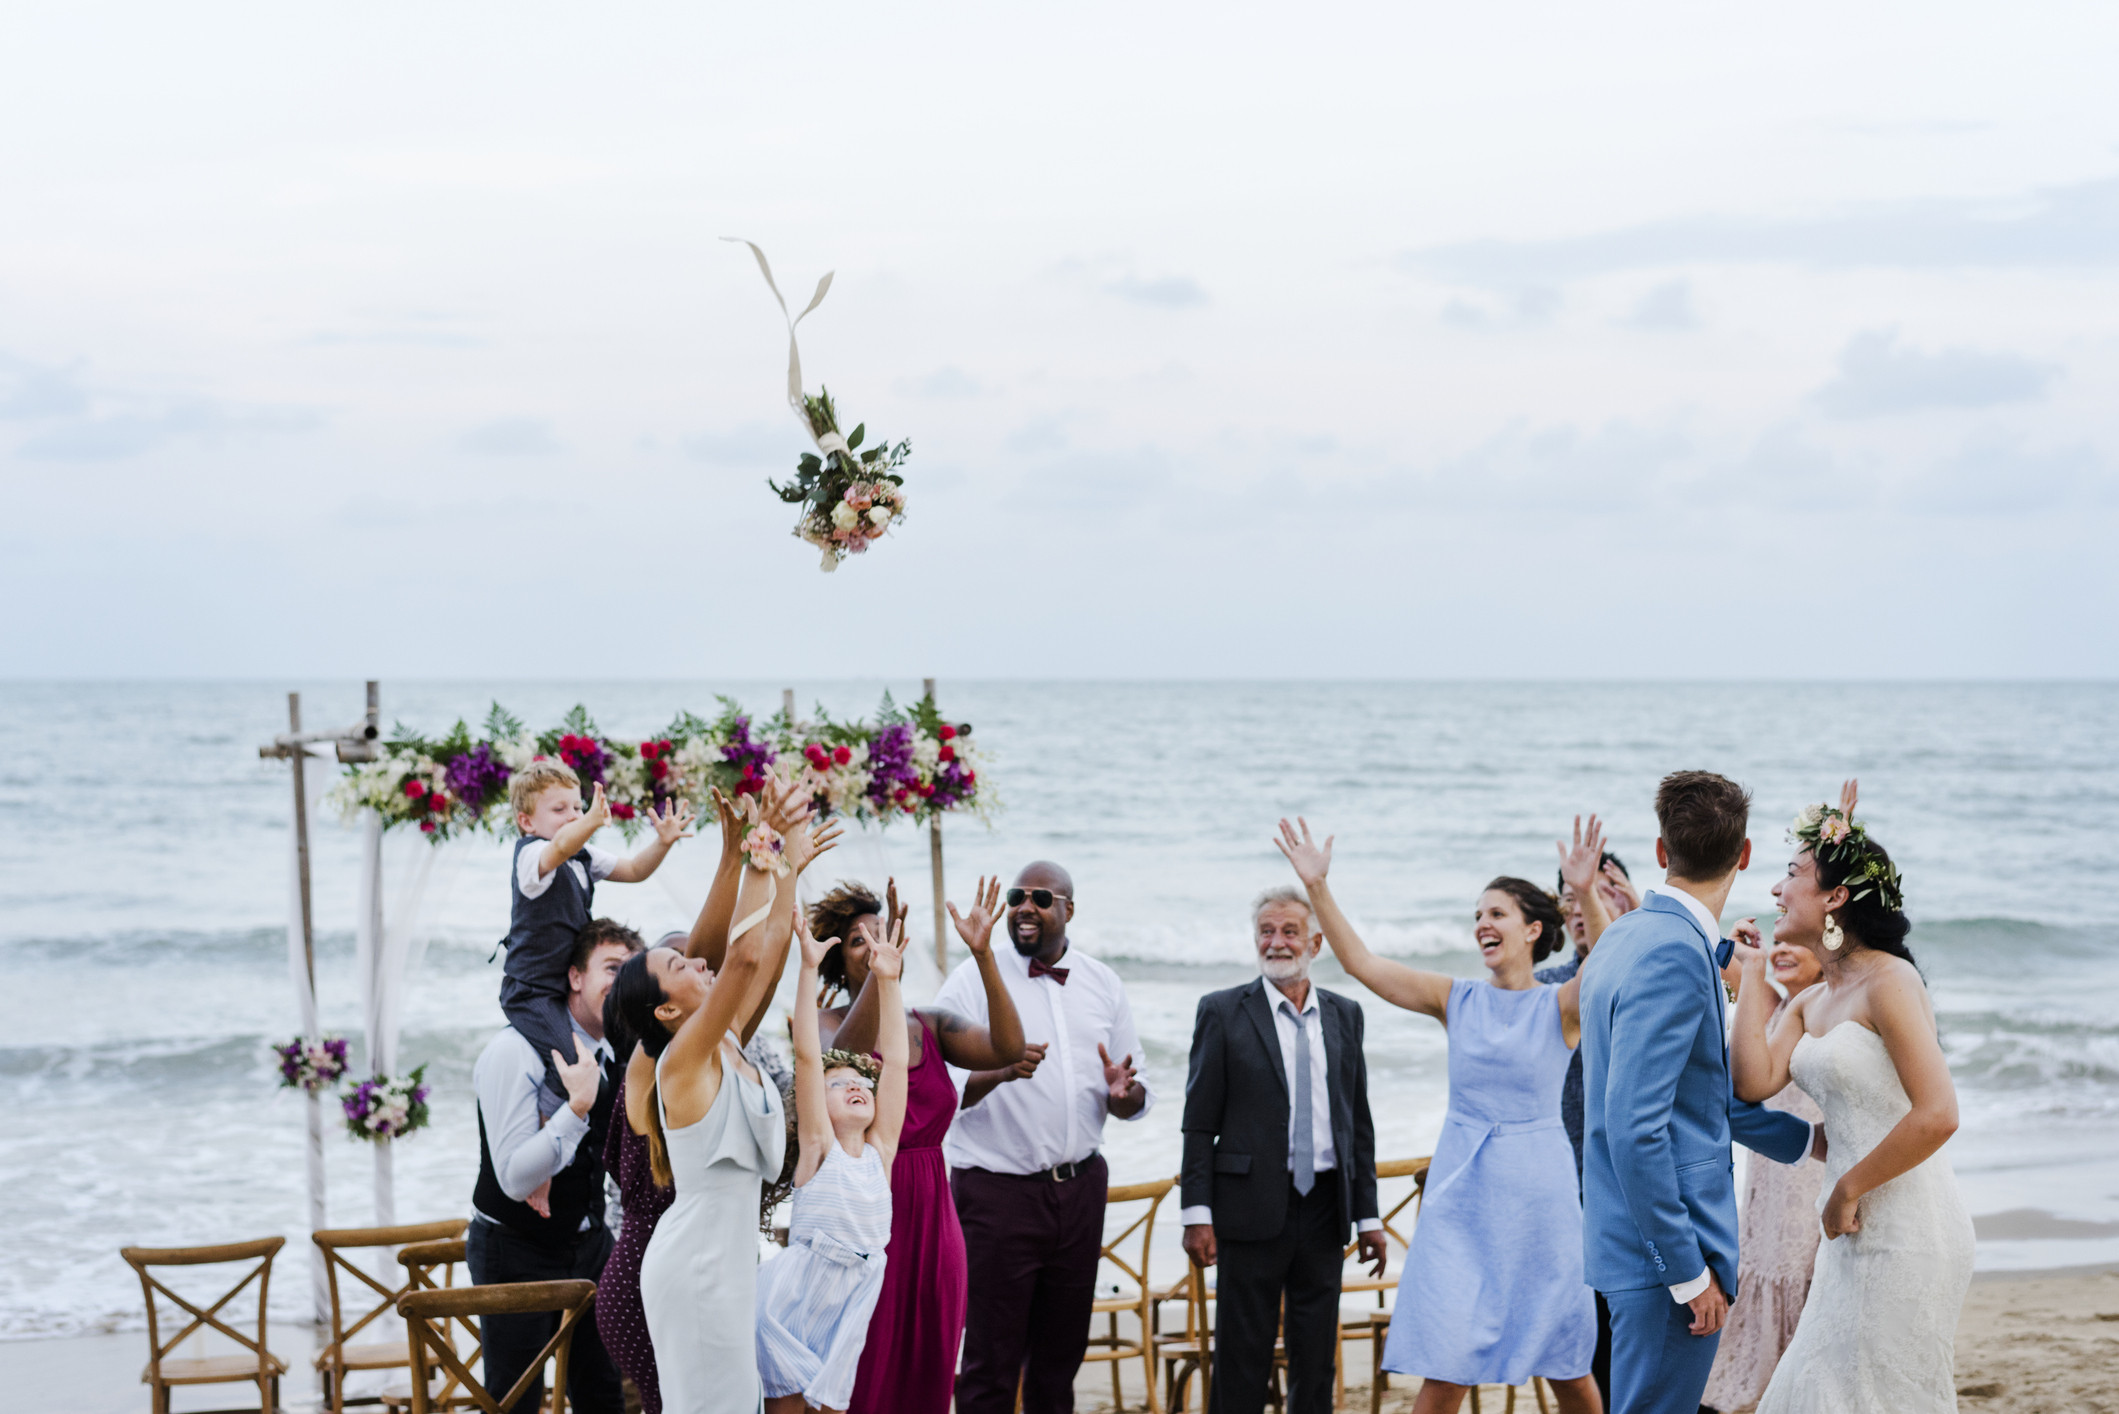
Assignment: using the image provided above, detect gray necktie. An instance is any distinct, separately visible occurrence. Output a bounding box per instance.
[1288,1002,1314,1196]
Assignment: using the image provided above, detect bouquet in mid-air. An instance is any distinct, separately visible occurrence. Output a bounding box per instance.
[728,238,912,571]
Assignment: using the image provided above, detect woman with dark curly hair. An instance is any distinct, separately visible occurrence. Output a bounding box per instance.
[807,877,1026,1414]
[1276,818,1601,1414]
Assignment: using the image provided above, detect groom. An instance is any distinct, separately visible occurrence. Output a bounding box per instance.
[1579,771,1824,1414]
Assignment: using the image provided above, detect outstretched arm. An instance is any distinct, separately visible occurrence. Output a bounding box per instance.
[687,788,748,965]
[1275,818,1451,1022]
[867,915,911,1169]
[735,786,845,1044]
[822,879,910,1054]
[931,877,1028,1070]
[1557,814,1614,948]
[1731,950,1808,1101]
[605,797,696,883]
[789,907,835,1188]
[537,782,609,875]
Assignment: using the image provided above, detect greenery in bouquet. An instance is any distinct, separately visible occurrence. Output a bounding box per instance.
[770,388,909,571]
[341,1065,430,1142]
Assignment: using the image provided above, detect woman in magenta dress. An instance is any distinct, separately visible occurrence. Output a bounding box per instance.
[812,877,1025,1414]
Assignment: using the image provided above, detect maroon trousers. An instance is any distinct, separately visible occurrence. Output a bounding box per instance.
[951,1157,1109,1414]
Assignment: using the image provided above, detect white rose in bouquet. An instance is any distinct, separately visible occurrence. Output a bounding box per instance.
[831,500,859,530]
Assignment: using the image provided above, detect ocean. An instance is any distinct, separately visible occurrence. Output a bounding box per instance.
[2,679,2114,1339]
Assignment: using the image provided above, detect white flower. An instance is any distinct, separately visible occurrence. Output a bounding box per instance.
[867,505,892,527]
[830,501,859,530]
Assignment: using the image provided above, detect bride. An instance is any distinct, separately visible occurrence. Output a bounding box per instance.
[1730,781,1974,1413]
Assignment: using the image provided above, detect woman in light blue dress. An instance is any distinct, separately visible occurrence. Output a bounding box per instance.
[1276,820,1602,1414]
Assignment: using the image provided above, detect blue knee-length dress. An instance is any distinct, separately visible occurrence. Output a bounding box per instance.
[1382,978,1595,1386]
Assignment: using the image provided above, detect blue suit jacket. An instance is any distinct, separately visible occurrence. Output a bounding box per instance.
[1579,891,1811,1297]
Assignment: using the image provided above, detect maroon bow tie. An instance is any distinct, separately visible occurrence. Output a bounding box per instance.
[1029,957,1070,985]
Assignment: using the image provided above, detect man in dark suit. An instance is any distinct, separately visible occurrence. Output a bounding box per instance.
[1181,886,1387,1414]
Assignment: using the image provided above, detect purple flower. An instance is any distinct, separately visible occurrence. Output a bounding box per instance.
[720,715,778,783]
[445,744,511,812]
[864,724,918,811]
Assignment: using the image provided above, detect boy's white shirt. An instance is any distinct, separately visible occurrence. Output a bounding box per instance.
[516,841,620,899]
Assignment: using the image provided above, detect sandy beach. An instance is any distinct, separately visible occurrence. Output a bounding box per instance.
[8,1263,2114,1414]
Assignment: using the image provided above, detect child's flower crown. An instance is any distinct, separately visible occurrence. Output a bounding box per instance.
[819,1049,883,1083]
[1789,804,1905,913]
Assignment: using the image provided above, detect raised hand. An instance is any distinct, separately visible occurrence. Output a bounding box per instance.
[1098,1042,1138,1101]
[761,774,813,836]
[948,876,1004,957]
[1839,778,1860,818]
[1598,860,1641,915]
[869,913,906,982]
[582,781,611,830]
[796,903,830,971]
[785,818,844,875]
[1273,817,1333,888]
[885,877,911,943]
[711,786,744,856]
[1556,814,1606,898]
[649,797,697,846]
[551,1034,603,1119]
[1729,917,1767,971]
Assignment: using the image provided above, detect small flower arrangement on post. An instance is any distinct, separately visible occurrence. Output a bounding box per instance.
[341,1066,431,1142]
[273,1036,350,1094]
[772,389,911,571]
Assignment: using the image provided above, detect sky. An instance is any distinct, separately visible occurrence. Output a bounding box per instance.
[2,2,2116,679]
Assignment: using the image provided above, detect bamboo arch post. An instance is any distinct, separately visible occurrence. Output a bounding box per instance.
[259,681,380,1323]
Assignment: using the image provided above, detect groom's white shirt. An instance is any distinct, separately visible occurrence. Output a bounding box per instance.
[1642,882,1816,1305]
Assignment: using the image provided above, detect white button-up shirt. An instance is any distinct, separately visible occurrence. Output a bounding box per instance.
[1179,980,1380,1232]
[937,942,1154,1174]
[471,1015,613,1231]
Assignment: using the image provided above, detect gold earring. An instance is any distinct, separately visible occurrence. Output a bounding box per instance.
[1822,912,1844,952]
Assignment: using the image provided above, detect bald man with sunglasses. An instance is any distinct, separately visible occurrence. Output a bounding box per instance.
[936,861,1154,1414]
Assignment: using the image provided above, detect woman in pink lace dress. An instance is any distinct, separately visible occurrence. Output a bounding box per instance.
[1702,938,1827,1413]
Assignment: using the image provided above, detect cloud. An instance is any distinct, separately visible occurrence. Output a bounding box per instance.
[0,356,90,420]
[1406,174,2119,284]
[682,423,790,467]
[894,366,984,399]
[1902,435,2105,514]
[1813,330,2058,418]
[457,418,559,455]
[1105,274,1209,309]
[3,353,321,460]
[1441,286,1562,330]
[1622,280,1698,331]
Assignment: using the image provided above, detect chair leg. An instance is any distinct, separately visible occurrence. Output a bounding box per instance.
[1533,1378,1551,1414]
[1469,1387,1481,1414]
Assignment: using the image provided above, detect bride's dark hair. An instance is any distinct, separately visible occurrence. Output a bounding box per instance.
[1813,838,1918,972]
[611,949,678,1187]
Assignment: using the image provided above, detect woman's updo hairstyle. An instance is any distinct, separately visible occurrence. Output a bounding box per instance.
[1811,836,1917,971]
[807,882,883,993]
[1483,876,1567,964]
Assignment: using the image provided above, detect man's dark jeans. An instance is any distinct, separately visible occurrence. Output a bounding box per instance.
[465,1216,622,1414]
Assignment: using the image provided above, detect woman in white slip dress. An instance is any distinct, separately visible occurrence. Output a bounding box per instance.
[1731,782,1975,1414]
[615,788,833,1414]
[755,904,911,1414]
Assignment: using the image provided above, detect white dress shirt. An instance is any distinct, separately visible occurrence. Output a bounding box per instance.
[1179,979,1381,1233]
[1642,882,1813,1305]
[472,1015,613,1230]
[936,943,1154,1174]
[515,841,618,899]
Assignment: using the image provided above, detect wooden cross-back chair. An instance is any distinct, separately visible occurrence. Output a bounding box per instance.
[1337,1156,1430,1404]
[384,1238,479,1412]
[120,1236,288,1414]
[314,1219,471,1413]
[1153,1261,1214,1414]
[398,1280,597,1414]
[1082,1175,1176,1413]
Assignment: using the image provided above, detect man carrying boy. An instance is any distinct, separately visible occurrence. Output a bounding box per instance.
[504,761,692,1113]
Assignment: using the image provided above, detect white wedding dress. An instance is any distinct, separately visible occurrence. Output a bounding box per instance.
[1756,1022,1975,1413]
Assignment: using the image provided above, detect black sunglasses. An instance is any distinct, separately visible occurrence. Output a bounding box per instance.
[1005,887,1071,909]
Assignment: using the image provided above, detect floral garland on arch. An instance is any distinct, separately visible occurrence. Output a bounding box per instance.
[325,693,993,843]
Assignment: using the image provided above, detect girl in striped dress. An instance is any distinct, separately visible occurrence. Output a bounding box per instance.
[757,906,908,1414]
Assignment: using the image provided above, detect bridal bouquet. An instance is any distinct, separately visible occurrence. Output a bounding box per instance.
[341,1066,432,1142]
[772,388,911,571]
[273,1035,350,1094]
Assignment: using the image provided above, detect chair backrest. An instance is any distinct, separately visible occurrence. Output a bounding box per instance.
[1342,1156,1431,1263]
[399,1280,597,1414]
[398,1239,479,1407]
[1100,1176,1175,1299]
[314,1219,470,1357]
[121,1237,285,1381]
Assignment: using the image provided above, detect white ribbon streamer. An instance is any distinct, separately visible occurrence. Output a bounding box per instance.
[723,237,837,452]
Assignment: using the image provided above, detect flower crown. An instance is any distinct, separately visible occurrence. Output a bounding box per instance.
[820,1049,882,1083]
[1789,804,1905,913]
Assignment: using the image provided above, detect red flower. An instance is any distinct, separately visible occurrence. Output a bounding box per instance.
[611,803,636,820]
[402,779,426,799]
[832,745,852,765]
[639,740,658,759]
[428,793,449,813]
[652,760,669,780]
[894,788,909,801]
[939,745,956,762]
[938,724,957,741]
[965,771,977,785]
[419,820,436,834]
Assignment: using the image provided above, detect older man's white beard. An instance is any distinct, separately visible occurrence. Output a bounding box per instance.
[1260,955,1311,986]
